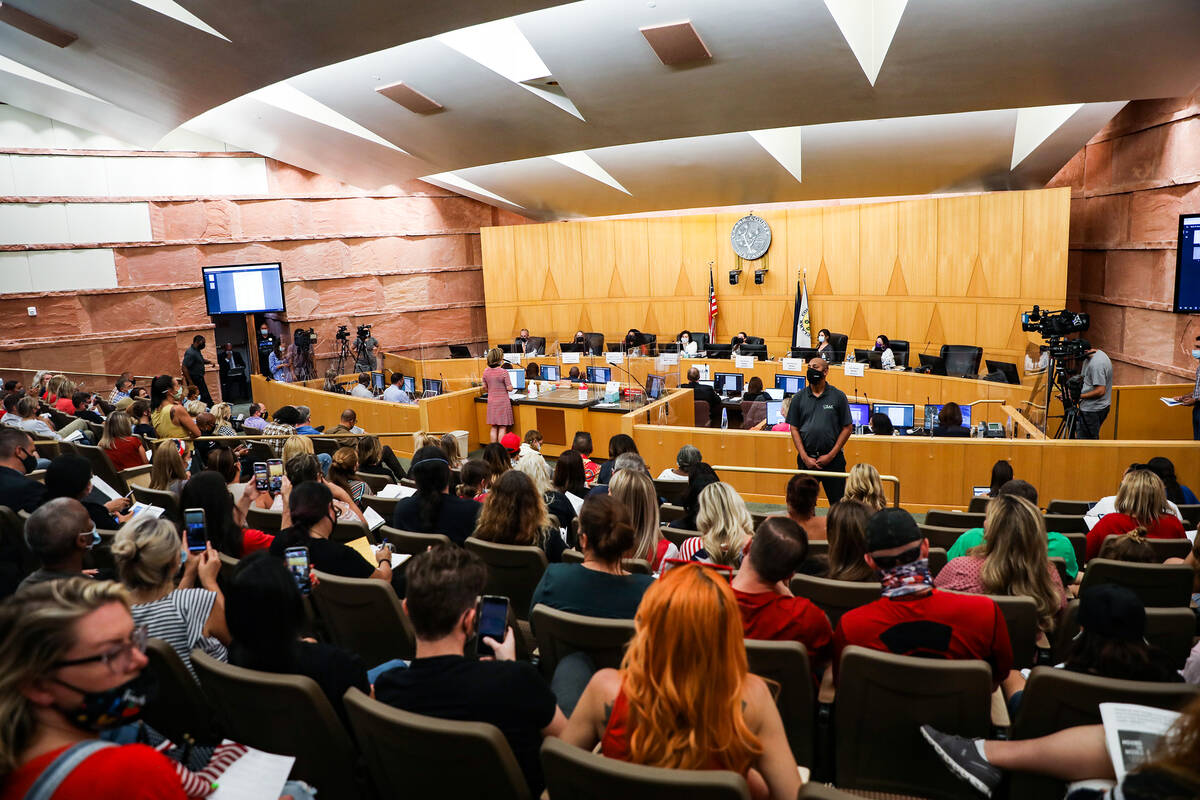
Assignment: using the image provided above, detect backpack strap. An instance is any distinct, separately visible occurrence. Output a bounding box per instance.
[24,740,117,800]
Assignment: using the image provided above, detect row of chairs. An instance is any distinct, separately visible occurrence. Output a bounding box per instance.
[968,495,1200,527]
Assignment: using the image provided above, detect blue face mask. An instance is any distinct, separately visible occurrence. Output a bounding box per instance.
[180,548,187,565]
[85,527,99,550]
[1192,349,1200,359]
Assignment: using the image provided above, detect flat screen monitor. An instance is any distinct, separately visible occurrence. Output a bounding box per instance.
[713,372,743,396]
[497,343,516,354]
[658,342,679,353]
[706,344,733,358]
[559,343,584,353]
[789,347,817,361]
[848,402,870,427]
[923,403,972,429]
[774,373,805,396]
[507,369,526,389]
[647,374,665,400]
[919,353,947,376]
[765,400,784,426]
[1173,214,1200,312]
[873,402,915,429]
[202,263,285,315]
[448,345,472,359]
[540,365,560,381]
[402,376,416,395]
[586,366,611,384]
[739,343,768,359]
[984,360,1021,385]
[370,372,385,392]
[422,378,442,396]
[855,349,884,369]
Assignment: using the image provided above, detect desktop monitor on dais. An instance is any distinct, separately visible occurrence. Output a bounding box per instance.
[873,403,915,429]
[507,369,526,389]
[587,366,611,384]
[848,402,870,427]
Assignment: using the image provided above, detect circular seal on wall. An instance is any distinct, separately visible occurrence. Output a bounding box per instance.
[730,214,771,260]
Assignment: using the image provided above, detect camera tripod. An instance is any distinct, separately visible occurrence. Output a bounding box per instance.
[292,345,315,382]
[1047,359,1083,439]
[353,337,374,373]
[334,336,353,376]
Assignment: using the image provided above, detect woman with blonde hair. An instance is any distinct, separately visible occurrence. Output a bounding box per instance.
[473,469,565,561]
[210,402,236,436]
[1086,467,1185,561]
[148,439,188,496]
[843,463,887,512]
[282,434,314,465]
[98,410,148,471]
[677,482,753,568]
[936,494,1065,632]
[562,564,802,800]
[513,449,573,532]
[609,469,666,570]
[439,432,462,469]
[481,347,514,443]
[52,379,78,414]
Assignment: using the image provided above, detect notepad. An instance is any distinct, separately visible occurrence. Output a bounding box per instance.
[377,484,416,499]
[90,476,123,501]
[363,506,386,531]
[208,743,294,800]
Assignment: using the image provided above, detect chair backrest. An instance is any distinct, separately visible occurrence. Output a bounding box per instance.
[584,332,605,354]
[378,525,452,554]
[310,570,415,663]
[74,443,127,494]
[141,638,219,744]
[653,479,689,504]
[1050,600,1197,669]
[966,496,990,513]
[923,510,984,530]
[1062,532,1086,569]
[129,485,181,523]
[1041,513,1088,534]
[245,506,283,533]
[740,401,766,430]
[660,527,699,548]
[917,524,964,551]
[464,537,548,619]
[888,339,910,368]
[310,437,340,456]
[927,547,947,578]
[540,737,750,800]
[1101,534,1192,561]
[530,604,636,678]
[659,503,685,523]
[694,400,711,428]
[789,574,881,628]
[744,639,815,767]
[1078,558,1193,607]
[1008,668,1200,800]
[939,344,982,378]
[1175,503,1200,528]
[687,331,710,352]
[988,594,1039,670]
[32,440,59,459]
[120,464,153,488]
[343,687,530,800]
[190,649,362,800]
[559,549,651,575]
[1046,499,1091,515]
[355,471,389,492]
[243,441,274,464]
[330,517,369,544]
[827,333,849,363]
[361,494,399,519]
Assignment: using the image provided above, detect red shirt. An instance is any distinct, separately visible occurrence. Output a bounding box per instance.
[102,436,145,471]
[1085,512,1187,561]
[833,589,1012,688]
[54,397,76,414]
[733,588,834,674]
[601,687,729,772]
[582,458,600,486]
[1,743,185,800]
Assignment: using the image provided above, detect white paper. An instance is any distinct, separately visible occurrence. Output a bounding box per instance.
[561,352,581,364]
[578,388,588,401]
[63,429,86,442]
[527,382,539,398]
[1160,396,1184,407]
[605,351,625,365]
[781,357,806,372]
[503,352,522,364]
[565,492,585,513]
[734,355,755,369]
[658,353,679,367]
[1099,703,1180,782]
[363,506,386,531]
[373,545,412,569]
[208,744,294,800]
[129,502,164,519]
[91,476,122,501]
[843,361,865,377]
[377,483,415,499]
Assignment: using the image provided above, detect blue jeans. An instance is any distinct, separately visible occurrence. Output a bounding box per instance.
[551,651,596,716]
[368,658,408,684]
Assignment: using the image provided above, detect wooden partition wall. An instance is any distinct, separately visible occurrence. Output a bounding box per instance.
[481,188,1069,377]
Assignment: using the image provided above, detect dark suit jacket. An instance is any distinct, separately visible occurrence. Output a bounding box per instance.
[683,381,722,425]
[932,425,971,438]
[0,465,45,513]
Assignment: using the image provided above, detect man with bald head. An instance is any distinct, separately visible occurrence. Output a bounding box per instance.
[681,366,722,427]
[18,497,101,591]
[785,357,853,503]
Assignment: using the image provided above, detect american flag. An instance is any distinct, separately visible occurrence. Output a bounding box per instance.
[708,267,718,341]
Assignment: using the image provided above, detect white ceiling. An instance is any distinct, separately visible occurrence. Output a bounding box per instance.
[1,0,1198,219]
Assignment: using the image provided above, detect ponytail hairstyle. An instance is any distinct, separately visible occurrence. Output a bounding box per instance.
[327,447,360,501]
[150,374,175,408]
[578,494,636,565]
[695,482,753,567]
[456,459,491,498]
[411,445,450,531]
[1097,528,1158,564]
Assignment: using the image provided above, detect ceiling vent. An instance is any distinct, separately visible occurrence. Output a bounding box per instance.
[376,81,443,114]
[640,21,711,66]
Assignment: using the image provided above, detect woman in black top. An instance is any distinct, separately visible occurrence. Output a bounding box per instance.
[669,463,720,530]
[226,552,369,726]
[44,455,131,530]
[392,445,482,544]
[595,434,638,485]
[932,402,971,438]
[129,399,156,439]
[815,328,835,362]
[270,481,393,583]
[741,376,771,402]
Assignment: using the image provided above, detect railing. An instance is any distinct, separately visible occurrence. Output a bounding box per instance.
[710,463,901,508]
[1,367,157,383]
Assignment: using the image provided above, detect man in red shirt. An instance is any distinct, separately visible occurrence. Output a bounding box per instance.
[731,517,833,677]
[833,508,1013,690]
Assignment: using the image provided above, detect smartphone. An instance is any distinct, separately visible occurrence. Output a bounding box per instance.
[253,461,269,491]
[268,458,284,493]
[183,508,207,553]
[284,546,311,595]
[475,595,509,657]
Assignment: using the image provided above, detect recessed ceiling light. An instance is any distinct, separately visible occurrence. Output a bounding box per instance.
[376,81,443,114]
[0,3,76,47]
[640,21,711,66]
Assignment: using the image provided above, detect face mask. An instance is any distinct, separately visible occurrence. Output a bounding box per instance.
[875,342,883,350]
[261,329,269,336]
[174,388,184,401]
[83,527,99,550]
[54,671,155,733]
[18,450,36,474]
[807,369,824,385]
[818,334,826,343]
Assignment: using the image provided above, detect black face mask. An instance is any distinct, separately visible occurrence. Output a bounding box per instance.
[197,342,205,350]
[17,447,36,473]
[807,369,825,385]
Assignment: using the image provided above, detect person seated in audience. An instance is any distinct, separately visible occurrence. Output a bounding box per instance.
[322,368,346,394]
[206,445,242,489]
[732,517,833,673]
[921,694,1200,799]
[17,498,104,591]
[439,432,463,470]
[596,434,638,485]
[474,469,567,562]
[293,405,321,435]
[128,385,149,403]
[128,399,154,440]
[843,463,887,511]
[987,459,1013,497]
[500,432,521,463]
[833,508,1013,690]
[518,429,542,461]
[457,459,491,502]
[674,482,754,570]
[113,515,229,678]
[0,578,190,797]
[260,407,301,459]
[657,444,701,481]
[825,500,874,582]
[326,447,367,506]
[71,392,104,425]
[376,546,566,794]
[669,463,720,530]
[587,453,647,499]
[0,429,45,513]
[482,441,512,478]
[873,334,896,369]
[947,479,1079,582]
[149,375,200,444]
[741,376,771,402]
[515,450,575,534]
[109,373,133,403]
[188,411,218,474]
[392,445,482,545]
[868,412,893,436]
[1146,455,1199,505]
[349,372,374,399]
[675,329,699,357]
[210,402,237,437]
[326,407,361,439]
[148,440,189,498]
[786,474,826,540]
[770,397,792,432]
[934,494,1066,635]
[0,392,22,427]
[552,449,588,502]
[271,481,394,585]
[815,328,835,362]
[610,469,666,570]
[269,341,292,382]
[14,396,91,442]
[46,456,132,531]
[932,402,971,437]
[225,551,370,727]
[571,431,600,486]
[353,433,402,483]
[52,380,79,415]
[562,563,803,800]
[681,367,722,427]
[1097,529,1158,563]
[1086,467,1186,561]
[381,372,414,404]
[180,471,272,558]
[242,402,268,432]
[264,452,366,525]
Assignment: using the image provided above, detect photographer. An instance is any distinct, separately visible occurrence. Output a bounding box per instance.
[1073,340,1112,439]
[353,324,378,372]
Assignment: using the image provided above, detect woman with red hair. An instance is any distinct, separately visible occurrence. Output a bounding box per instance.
[561,563,801,799]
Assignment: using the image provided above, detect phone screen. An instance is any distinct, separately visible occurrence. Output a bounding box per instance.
[475,595,509,657]
[268,459,284,493]
[284,547,311,595]
[253,462,269,491]
[183,508,206,553]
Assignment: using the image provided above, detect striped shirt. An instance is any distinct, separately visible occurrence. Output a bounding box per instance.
[131,588,227,680]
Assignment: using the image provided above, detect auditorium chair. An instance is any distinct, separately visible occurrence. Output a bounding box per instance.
[361,494,399,520]
[1102,534,1192,560]
[927,547,948,578]
[1050,600,1195,668]
[1175,503,1200,528]
[835,646,992,800]
[244,441,274,465]
[584,332,605,355]
[660,527,700,548]
[216,551,238,586]
[310,436,340,457]
[329,516,370,544]
[142,638,220,745]
[465,537,548,619]
[687,331,711,353]
[918,524,965,551]
[745,640,815,767]
[807,539,829,557]
[1049,557,1068,590]
[967,496,990,513]
[246,507,282,533]
[32,440,59,458]
[74,442,130,494]
[939,345,983,378]
[659,503,686,523]
[1077,558,1193,607]
[355,471,390,493]
[191,650,364,800]
[0,506,34,600]
[528,336,547,355]
[378,526,451,555]
[344,688,531,800]
[652,479,689,504]
[789,574,881,628]
[531,604,636,679]
[1062,532,1086,569]
[1045,499,1091,515]
[1007,668,1200,800]
[740,400,767,429]
[923,510,985,530]
[1041,513,1088,534]
[119,464,152,488]
[694,400,711,428]
[310,570,416,664]
[888,339,911,368]
[26,469,45,483]
[129,485,181,524]
[826,332,848,364]
[559,548,652,574]
[541,737,751,800]
[988,595,1038,669]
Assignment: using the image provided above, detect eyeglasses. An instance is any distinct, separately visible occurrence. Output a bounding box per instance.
[53,625,148,674]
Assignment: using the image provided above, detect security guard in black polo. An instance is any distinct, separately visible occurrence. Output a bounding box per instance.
[785,357,853,503]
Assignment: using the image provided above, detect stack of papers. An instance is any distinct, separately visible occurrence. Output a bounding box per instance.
[377,484,415,499]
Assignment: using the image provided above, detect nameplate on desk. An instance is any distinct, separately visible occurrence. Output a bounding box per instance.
[843,362,865,377]
[734,355,755,369]
[657,353,679,367]
[578,388,589,401]
[503,352,522,364]
[605,351,624,365]
[561,352,581,364]
[781,357,806,372]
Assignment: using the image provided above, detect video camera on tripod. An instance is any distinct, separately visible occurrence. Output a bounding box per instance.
[293,327,317,351]
[1021,306,1090,346]
[1021,305,1092,438]
[356,324,372,341]
[335,325,350,342]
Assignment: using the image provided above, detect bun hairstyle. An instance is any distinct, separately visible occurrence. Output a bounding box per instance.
[457,459,491,498]
[579,494,636,563]
[112,516,181,592]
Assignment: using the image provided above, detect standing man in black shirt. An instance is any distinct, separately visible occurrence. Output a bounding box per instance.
[182,335,215,405]
[682,366,723,428]
[785,358,853,504]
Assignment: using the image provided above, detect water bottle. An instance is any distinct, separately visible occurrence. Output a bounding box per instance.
[721,407,728,430]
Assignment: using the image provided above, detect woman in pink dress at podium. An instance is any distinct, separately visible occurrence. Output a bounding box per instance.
[482,347,514,443]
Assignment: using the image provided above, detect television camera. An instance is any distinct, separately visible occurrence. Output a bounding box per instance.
[1021,306,1092,438]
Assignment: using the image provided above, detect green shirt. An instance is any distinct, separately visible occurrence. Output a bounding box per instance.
[945,527,1078,580]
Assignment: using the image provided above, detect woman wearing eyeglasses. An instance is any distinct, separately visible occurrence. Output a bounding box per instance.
[0,578,186,798]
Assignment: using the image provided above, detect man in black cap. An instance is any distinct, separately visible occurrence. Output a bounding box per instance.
[832,508,1013,689]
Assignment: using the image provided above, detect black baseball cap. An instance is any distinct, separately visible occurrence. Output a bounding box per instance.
[1078,584,1144,642]
[865,508,921,552]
